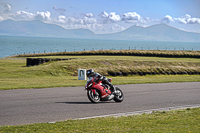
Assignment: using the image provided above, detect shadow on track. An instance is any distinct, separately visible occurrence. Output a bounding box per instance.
[55,101,115,104]
[55,102,92,104]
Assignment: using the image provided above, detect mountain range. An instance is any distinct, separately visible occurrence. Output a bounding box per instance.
[0,19,200,42]
[97,24,200,42]
[0,19,94,38]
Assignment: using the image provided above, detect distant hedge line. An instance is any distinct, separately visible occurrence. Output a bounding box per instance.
[107,70,200,76]
[15,50,200,58]
[26,58,75,66]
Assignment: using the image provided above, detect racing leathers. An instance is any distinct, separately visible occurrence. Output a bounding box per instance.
[88,72,115,93]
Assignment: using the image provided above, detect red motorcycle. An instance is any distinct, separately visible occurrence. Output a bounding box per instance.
[85,77,124,103]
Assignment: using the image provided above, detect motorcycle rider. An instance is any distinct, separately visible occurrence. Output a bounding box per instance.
[86,69,116,94]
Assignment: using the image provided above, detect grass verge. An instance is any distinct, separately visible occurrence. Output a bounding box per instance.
[1,75,200,90]
[14,49,200,58]
[0,55,200,90]
[0,108,200,132]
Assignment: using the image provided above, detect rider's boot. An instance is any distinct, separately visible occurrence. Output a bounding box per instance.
[108,93,114,100]
[103,79,116,94]
[109,84,117,94]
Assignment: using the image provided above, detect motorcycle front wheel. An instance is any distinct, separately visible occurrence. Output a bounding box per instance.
[87,90,100,103]
[114,87,124,102]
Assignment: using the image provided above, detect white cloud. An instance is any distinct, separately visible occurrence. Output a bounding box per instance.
[175,14,192,24]
[109,12,121,22]
[67,17,84,24]
[184,14,191,20]
[187,18,200,24]
[53,6,66,15]
[57,15,66,23]
[1,7,199,34]
[56,14,97,25]
[35,11,51,21]
[164,14,200,24]
[14,10,51,21]
[0,16,3,21]
[175,18,187,24]
[1,3,12,13]
[121,12,140,22]
[180,14,200,24]
[85,13,94,18]
[100,11,151,24]
[100,11,109,18]
[5,4,11,12]
[84,17,97,24]
[161,15,174,23]
[101,11,121,23]
[15,10,35,20]
[53,6,66,12]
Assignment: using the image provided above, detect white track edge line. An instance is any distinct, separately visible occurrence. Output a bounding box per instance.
[74,104,200,120]
[48,104,200,123]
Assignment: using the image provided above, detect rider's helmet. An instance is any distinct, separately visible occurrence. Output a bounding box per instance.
[86,69,94,77]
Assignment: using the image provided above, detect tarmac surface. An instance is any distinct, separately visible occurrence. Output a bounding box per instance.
[0,82,200,126]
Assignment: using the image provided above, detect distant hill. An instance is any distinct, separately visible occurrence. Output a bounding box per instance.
[0,20,200,42]
[96,24,200,42]
[0,19,95,38]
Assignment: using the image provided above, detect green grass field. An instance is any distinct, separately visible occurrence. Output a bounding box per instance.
[1,52,200,131]
[0,108,200,132]
[0,55,200,90]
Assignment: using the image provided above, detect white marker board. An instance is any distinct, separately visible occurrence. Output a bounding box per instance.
[78,69,86,80]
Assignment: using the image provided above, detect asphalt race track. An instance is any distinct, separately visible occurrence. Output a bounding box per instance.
[0,82,200,126]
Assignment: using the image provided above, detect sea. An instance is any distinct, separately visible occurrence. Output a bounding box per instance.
[0,36,200,58]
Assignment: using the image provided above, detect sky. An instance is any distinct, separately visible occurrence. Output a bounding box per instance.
[0,0,200,34]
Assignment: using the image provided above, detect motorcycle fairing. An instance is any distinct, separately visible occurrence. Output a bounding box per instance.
[92,82,112,101]
[86,77,112,101]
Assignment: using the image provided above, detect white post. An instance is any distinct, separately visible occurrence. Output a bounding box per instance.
[78,69,87,80]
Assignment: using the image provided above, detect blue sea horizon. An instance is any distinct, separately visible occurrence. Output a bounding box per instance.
[0,36,200,58]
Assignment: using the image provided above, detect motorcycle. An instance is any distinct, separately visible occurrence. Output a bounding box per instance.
[85,77,124,103]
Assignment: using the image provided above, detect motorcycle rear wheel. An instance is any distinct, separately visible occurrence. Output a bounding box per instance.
[87,90,100,103]
[114,87,124,102]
